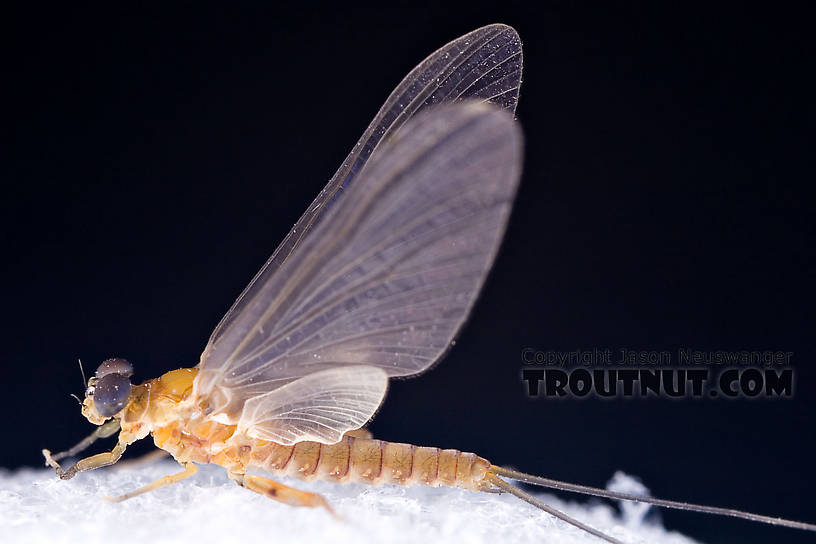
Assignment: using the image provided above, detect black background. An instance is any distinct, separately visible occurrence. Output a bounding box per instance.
[4,3,814,543]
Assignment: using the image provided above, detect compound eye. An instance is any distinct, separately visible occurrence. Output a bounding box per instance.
[96,358,134,378]
[94,373,132,417]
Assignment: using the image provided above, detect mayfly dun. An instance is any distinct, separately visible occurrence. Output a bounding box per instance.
[43,24,815,544]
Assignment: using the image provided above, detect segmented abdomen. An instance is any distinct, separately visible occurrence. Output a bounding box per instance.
[246,436,490,491]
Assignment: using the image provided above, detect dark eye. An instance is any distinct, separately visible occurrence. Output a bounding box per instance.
[94,373,132,417]
[96,358,133,378]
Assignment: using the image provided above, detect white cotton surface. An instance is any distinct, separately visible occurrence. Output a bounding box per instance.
[1,461,698,544]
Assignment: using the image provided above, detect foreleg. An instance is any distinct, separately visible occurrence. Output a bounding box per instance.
[46,419,121,462]
[43,439,127,480]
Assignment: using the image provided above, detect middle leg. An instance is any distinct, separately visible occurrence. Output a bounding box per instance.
[105,462,198,502]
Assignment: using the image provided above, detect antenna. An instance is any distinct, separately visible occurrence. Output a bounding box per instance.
[77,358,87,388]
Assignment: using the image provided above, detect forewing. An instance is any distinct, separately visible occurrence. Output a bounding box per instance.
[208,24,522,348]
[196,102,524,428]
[238,366,388,445]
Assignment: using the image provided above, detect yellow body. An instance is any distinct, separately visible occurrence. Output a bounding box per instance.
[44,365,816,542]
[114,368,490,492]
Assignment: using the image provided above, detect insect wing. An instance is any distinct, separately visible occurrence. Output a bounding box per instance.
[198,103,523,442]
[238,366,388,445]
[206,24,523,353]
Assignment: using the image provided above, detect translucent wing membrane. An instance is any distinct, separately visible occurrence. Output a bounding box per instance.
[196,102,523,440]
[238,366,388,445]
[208,24,522,347]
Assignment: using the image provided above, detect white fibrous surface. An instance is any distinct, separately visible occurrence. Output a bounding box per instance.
[1,461,698,544]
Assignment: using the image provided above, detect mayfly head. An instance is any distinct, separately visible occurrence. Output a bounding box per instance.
[81,358,134,424]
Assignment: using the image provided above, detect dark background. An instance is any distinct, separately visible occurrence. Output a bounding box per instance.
[4,3,814,543]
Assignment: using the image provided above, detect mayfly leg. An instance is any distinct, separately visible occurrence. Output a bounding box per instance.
[45,418,120,462]
[113,448,171,470]
[42,440,127,480]
[104,462,197,502]
[229,471,338,518]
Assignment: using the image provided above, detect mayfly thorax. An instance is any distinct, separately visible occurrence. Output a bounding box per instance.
[43,24,815,544]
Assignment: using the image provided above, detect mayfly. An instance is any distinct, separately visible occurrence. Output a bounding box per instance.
[44,24,815,544]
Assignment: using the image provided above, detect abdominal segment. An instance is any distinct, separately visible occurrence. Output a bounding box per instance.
[243,435,491,491]
[151,417,490,491]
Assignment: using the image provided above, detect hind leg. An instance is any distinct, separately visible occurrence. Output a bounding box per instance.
[229,472,337,518]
